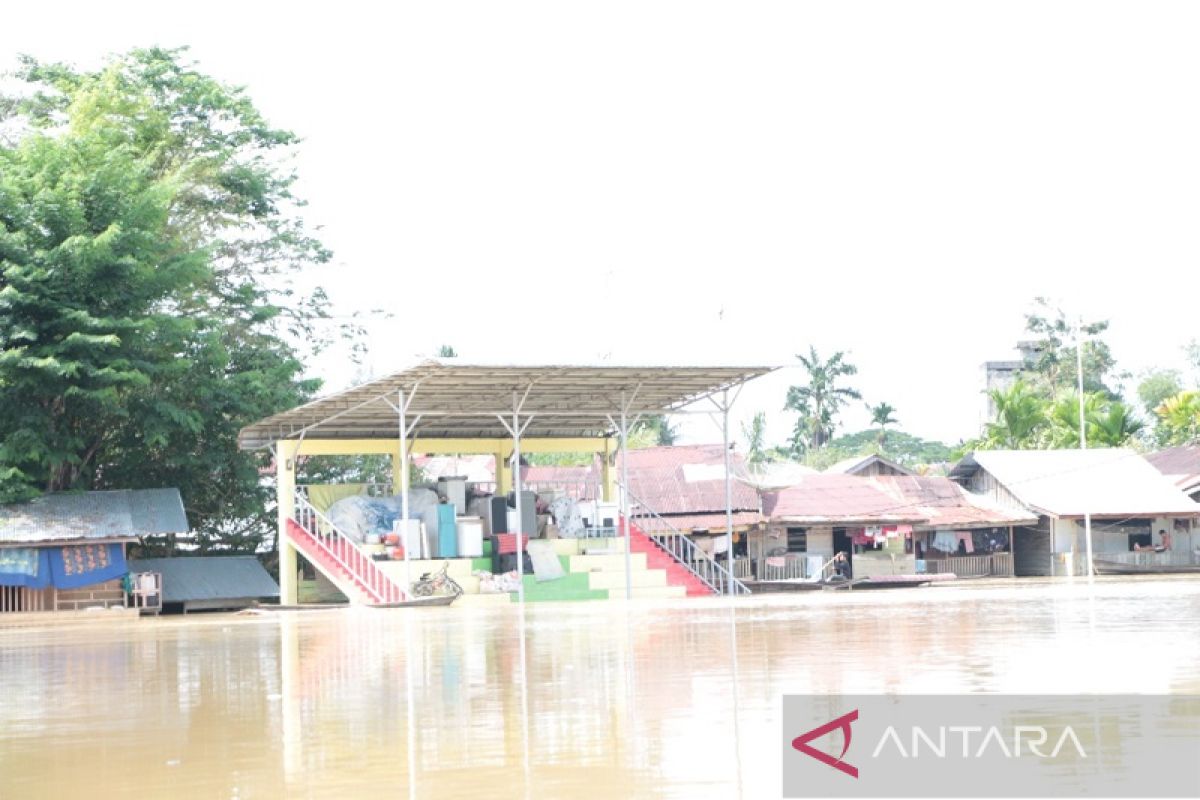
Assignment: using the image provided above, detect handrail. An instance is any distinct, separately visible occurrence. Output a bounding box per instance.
[291,491,409,604]
[623,487,751,596]
[798,557,837,583]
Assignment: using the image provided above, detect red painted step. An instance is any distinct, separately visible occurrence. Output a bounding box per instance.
[286,519,387,603]
[625,521,717,596]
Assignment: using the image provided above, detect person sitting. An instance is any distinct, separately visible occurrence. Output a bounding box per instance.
[832,551,852,580]
[1134,530,1171,553]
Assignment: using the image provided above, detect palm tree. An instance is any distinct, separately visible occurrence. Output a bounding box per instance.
[982,379,1047,449]
[742,411,768,464]
[1089,400,1144,447]
[1045,392,1101,448]
[1157,391,1200,445]
[868,402,898,449]
[785,347,861,451]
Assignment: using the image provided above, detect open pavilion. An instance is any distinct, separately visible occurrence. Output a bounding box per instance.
[238,360,774,604]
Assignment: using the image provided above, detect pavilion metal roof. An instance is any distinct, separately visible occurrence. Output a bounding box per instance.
[238,361,775,449]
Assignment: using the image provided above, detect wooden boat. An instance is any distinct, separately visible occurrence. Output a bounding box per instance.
[370,594,459,609]
[822,576,933,591]
[1092,559,1200,576]
[742,580,826,593]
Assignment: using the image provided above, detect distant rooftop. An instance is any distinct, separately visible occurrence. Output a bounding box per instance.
[951,449,1200,518]
[129,556,279,604]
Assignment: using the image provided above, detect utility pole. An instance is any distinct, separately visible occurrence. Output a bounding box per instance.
[1076,317,1094,582]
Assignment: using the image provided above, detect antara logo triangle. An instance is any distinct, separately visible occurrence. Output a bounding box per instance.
[791,709,860,779]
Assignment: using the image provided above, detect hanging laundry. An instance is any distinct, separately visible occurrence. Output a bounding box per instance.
[0,548,50,589]
[955,532,975,554]
[932,530,958,553]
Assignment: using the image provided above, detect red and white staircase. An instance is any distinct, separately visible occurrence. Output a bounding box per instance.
[287,494,409,605]
[625,497,751,597]
[625,523,718,596]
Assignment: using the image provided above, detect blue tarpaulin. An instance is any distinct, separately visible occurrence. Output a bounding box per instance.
[0,548,51,589]
[47,544,127,589]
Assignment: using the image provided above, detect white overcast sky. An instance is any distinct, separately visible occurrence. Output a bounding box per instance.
[4,2,1199,448]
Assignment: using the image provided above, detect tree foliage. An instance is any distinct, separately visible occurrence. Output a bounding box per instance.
[977,380,1142,451]
[820,428,955,469]
[741,411,767,465]
[1156,391,1200,446]
[785,346,861,452]
[1022,298,1121,398]
[629,414,678,449]
[0,48,345,553]
[867,401,898,447]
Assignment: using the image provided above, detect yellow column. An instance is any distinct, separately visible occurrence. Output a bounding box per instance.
[277,440,299,605]
[391,443,404,496]
[496,447,512,495]
[602,438,616,502]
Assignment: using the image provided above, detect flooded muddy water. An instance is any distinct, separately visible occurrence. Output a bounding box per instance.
[2,577,1199,798]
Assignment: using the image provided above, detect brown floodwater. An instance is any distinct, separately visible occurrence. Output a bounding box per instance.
[2,577,1199,799]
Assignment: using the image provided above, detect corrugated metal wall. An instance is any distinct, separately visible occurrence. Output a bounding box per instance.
[1013,518,1051,576]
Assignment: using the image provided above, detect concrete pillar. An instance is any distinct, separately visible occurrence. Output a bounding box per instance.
[602,438,616,503]
[276,440,299,605]
[391,443,404,495]
[496,447,513,494]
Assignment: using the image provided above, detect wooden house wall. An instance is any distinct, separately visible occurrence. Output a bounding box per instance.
[967,469,1030,512]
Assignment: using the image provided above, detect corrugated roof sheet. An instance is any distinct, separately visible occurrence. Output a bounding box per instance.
[238,360,774,447]
[636,511,761,534]
[128,556,279,603]
[0,489,189,544]
[824,454,916,477]
[869,476,1038,529]
[951,449,1200,518]
[621,445,760,516]
[1146,445,1200,495]
[762,475,927,524]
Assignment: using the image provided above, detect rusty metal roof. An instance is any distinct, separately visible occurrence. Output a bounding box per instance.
[1146,445,1200,495]
[622,445,760,516]
[238,360,774,448]
[761,475,927,525]
[0,489,189,544]
[869,476,1037,530]
[523,465,599,484]
[636,511,762,534]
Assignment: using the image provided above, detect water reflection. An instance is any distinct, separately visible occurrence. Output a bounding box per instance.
[0,578,1198,798]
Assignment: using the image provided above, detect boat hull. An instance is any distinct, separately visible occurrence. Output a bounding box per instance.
[1092,560,1200,576]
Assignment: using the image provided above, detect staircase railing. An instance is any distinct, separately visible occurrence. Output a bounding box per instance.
[290,491,409,604]
[624,490,751,596]
[814,558,837,582]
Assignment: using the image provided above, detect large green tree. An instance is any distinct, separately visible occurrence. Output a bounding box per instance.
[785,347,861,452]
[823,428,955,469]
[1022,298,1121,398]
[0,48,344,553]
